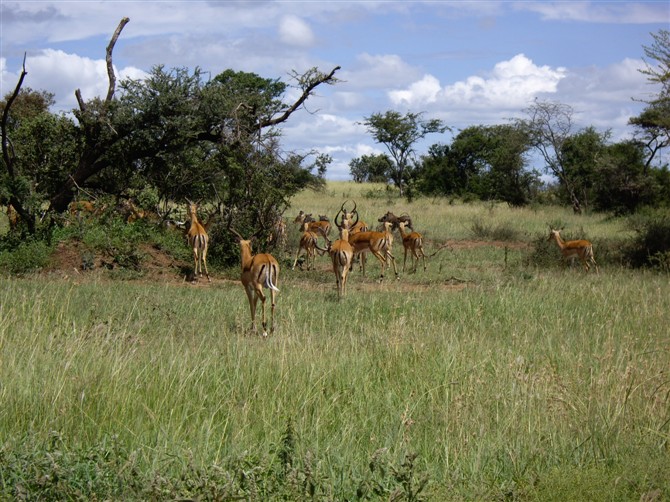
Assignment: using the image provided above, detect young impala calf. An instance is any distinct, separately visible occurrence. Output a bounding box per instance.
[547,228,599,273]
[186,200,210,282]
[230,228,280,337]
[398,221,427,273]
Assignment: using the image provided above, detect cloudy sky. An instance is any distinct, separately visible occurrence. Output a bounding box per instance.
[1,1,668,180]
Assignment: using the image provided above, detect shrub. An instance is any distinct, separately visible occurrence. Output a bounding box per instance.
[0,237,52,273]
[624,209,670,270]
[470,219,520,241]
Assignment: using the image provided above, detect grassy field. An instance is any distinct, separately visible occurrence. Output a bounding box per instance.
[1,182,669,500]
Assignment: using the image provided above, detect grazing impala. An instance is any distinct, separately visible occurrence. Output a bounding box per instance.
[292,222,328,270]
[186,200,210,282]
[397,221,427,273]
[230,228,280,337]
[348,220,398,280]
[548,228,599,273]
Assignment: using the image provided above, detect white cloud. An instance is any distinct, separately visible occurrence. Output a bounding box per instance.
[342,53,421,91]
[515,2,668,23]
[389,54,566,110]
[388,75,441,106]
[278,15,315,47]
[14,49,146,112]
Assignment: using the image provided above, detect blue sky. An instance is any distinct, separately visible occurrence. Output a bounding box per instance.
[1,1,668,180]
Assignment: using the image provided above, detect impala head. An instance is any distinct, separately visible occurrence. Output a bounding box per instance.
[547,227,564,241]
[335,201,358,232]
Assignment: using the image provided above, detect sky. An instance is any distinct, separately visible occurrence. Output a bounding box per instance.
[1,1,669,180]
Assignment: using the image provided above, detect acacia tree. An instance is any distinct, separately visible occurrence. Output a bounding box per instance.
[519,100,587,213]
[629,29,670,169]
[363,111,449,196]
[2,16,341,235]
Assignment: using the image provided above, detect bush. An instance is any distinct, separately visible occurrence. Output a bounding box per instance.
[624,209,670,270]
[0,237,52,273]
[470,219,520,241]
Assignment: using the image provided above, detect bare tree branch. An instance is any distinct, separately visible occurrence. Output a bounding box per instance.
[260,66,340,128]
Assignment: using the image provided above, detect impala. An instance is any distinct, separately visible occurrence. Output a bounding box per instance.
[267,214,287,250]
[325,207,356,298]
[397,221,427,273]
[378,210,414,231]
[292,222,328,270]
[341,200,368,235]
[548,228,599,273]
[230,228,280,337]
[6,204,19,230]
[294,211,332,237]
[186,200,210,282]
[348,220,398,280]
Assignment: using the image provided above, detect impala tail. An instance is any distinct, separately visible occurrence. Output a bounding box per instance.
[259,263,280,292]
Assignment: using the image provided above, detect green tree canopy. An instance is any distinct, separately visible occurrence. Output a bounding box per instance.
[362,110,449,196]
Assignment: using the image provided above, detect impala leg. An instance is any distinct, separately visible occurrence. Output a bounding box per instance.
[403,248,408,273]
[386,250,398,279]
[256,286,268,337]
[269,288,276,334]
[371,249,387,280]
[292,248,302,270]
[419,248,427,272]
[192,249,200,280]
[245,285,258,333]
[202,247,211,282]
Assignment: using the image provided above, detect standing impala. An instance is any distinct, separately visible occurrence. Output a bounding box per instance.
[348,220,398,280]
[186,200,210,282]
[548,228,599,273]
[292,222,328,271]
[327,208,356,298]
[230,228,280,337]
[397,221,427,273]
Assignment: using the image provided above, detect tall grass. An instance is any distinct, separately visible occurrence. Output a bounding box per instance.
[1,184,669,500]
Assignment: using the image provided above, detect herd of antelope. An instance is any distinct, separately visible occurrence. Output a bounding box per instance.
[2,199,598,338]
[181,199,598,338]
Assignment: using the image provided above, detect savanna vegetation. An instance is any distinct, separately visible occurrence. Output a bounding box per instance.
[1,18,670,500]
[1,182,670,501]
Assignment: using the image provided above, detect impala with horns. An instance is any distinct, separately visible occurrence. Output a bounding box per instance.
[397,221,427,273]
[340,200,369,235]
[230,227,280,337]
[325,206,357,298]
[378,211,414,231]
[292,222,329,271]
[547,228,599,273]
[186,200,211,282]
[348,220,398,280]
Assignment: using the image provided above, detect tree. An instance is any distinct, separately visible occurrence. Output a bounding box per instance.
[2,17,342,238]
[519,100,586,213]
[559,126,609,211]
[416,124,537,205]
[629,29,670,169]
[348,153,393,183]
[592,140,659,214]
[482,124,537,206]
[362,111,449,196]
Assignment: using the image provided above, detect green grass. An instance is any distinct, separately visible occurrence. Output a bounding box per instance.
[1,184,669,500]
